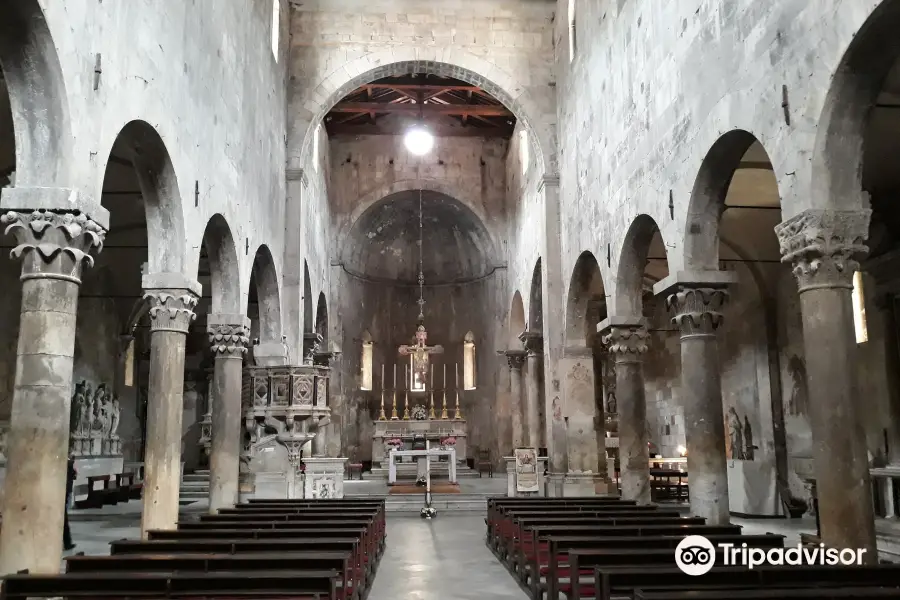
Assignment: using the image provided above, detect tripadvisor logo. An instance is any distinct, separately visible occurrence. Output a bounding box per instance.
[674,535,867,576]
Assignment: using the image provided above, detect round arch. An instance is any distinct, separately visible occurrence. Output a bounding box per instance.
[0,0,71,186]
[565,251,606,347]
[615,214,669,318]
[249,244,282,342]
[315,292,328,342]
[528,258,543,332]
[509,291,526,348]
[199,213,241,315]
[293,55,554,176]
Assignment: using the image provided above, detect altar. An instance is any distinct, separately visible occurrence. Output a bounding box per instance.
[372,419,467,468]
[388,448,457,484]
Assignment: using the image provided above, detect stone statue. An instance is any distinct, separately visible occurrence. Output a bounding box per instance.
[743,415,755,460]
[787,355,808,417]
[0,425,8,463]
[70,380,86,436]
[606,392,617,415]
[110,396,121,438]
[84,385,96,435]
[727,407,744,460]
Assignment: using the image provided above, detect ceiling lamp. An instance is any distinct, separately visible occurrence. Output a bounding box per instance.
[404,127,434,156]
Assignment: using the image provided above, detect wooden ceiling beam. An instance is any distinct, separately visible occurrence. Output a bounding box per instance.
[357,83,480,93]
[326,122,514,138]
[330,102,513,117]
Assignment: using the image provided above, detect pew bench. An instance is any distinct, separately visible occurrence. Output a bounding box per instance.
[634,588,900,600]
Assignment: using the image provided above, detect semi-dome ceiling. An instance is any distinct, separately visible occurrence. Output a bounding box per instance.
[343,190,494,285]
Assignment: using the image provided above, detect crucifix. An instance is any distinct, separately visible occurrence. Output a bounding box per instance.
[399,324,443,390]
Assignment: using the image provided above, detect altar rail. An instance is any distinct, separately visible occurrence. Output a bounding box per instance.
[242,366,329,409]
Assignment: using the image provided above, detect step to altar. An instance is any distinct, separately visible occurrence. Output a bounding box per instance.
[346,492,500,513]
[368,463,480,480]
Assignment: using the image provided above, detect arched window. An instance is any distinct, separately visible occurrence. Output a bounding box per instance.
[313,124,322,172]
[519,129,529,176]
[360,331,373,390]
[463,331,476,390]
[271,0,280,62]
[567,0,577,63]
[410,356,427,391]
[124,338,135,387]
[852,271,868,344]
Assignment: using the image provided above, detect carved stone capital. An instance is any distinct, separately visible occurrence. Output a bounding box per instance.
[775,208,871,292]
[208,323,250,358]
[666,286,729,338]
[601,325,649,360]
[144,290,199,334]
[519,331,544,356]
[505,349,527,370]
[1,209,106,284]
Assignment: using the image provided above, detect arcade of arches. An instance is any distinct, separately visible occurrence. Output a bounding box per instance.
[1,0,900,586]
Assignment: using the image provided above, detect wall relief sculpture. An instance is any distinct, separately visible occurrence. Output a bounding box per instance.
[69,380,122,456]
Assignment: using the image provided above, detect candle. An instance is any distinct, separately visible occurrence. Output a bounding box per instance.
[430,363,434,389]
[456,363,459,387]
[382,363,385,391]
[444,363,447,388]
[393,363,396,389]
[405,364,408,390]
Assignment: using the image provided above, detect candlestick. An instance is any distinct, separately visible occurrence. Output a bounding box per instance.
[403,364,410,420]
[455,362,464,419]
[440,362,449,419]
[391,363,398,419]
[429,363,436,419]
[378,363,386,420]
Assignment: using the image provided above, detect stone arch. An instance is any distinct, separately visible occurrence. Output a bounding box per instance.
[249,244,281,342]
[528,258,543,332]
[812,0,900,211]
[303,261,313,333]
[0,0,71,186]
[102,120,187,275]
[509,291,526,347]
[685,130,771,271]
[199,214,241,315]
[294,55,553,176]
[615,215,668,318]
[565,251,606,347]
[315,292,328,342]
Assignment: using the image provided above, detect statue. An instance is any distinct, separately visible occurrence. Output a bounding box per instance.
[786,356,808,417]
[110,396,121,438]
[743,415,755,460]
[70,380,86,436]
[727,407,744,460]
[84,385,96,435]
[0,425,8,463]
[606,392,617,415]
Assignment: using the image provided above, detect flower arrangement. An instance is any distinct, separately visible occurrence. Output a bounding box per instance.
[386,437,404,448]
[440,436,457,446]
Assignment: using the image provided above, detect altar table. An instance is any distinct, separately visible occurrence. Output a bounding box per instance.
[388,448,457,484]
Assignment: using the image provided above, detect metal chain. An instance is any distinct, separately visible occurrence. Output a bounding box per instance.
[417,187,425,320]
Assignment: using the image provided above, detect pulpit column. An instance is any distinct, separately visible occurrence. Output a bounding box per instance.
[141,274,200,538]
[655,271,735,525]
[775,208,876,558]
[599,320,650,504]
[505,350,527,448]
[519,332,543,449]
[0,193,107,576]
[207,314,250,513]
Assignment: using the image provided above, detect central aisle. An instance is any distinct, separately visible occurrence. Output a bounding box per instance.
[367,514,526,600]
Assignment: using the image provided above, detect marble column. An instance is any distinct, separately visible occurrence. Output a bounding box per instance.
[141,274,200,538]
[656,271,735,526]
[207,314,250,513]
[775,208,876,558]
[519,332,543,448]
[506,350,527,448]
[0,196,107,576]
[600,320,650,504]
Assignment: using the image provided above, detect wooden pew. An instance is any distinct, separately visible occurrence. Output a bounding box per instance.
[487,498,640,537]
[74,475,111,509]
[0,570,339,599]
[634,589,900,600]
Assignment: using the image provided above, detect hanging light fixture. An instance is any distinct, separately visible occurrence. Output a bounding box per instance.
[404,127,434,156]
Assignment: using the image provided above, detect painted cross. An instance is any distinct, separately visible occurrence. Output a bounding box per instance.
[399,325,444,388]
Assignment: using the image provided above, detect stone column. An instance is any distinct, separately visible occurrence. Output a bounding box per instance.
[141,274,200,538]
[207,314,249,513]
[656,271,735,525]
[505,350,527,448]
[0,194,107,576]
[599,319,650,504]
[519,332,543,448]
[775,208,876,558]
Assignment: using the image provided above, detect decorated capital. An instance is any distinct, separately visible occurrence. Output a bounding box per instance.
[519,331,544,356]
[601,325,649,361]
[667,286,729,338]
[1,209,106,284]
[208,323,250,358]
[505,349,527,370]
[144,290,199,334]
[775,208,871,292]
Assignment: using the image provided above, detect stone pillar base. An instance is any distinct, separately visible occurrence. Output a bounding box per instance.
[302,457,348,499]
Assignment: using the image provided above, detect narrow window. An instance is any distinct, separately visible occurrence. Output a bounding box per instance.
[519,129,529,176]
[312,124,321,172]
[410,356,427,392]
[124,338,135,387]
[271,0,280,62]
[463,332,476,390]
[361,332,373,390]
[852,271,868,344]
[567,0,577,63]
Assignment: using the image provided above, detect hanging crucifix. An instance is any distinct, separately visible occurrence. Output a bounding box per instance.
[399,325,443,391]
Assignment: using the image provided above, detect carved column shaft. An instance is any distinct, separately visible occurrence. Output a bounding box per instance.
[520,332,544,449]
[0,206,106,575]
[667,285,731,525]
[776,208,876,558]
[506,350,527,448]
[601,324,650,504]
[207,316,249,514]
[140,282,199,538]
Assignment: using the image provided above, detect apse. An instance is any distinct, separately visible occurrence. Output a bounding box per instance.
[342,190,494,285]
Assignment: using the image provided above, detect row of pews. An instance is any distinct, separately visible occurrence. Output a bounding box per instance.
[487,497,900,600]
[1,497,386,600]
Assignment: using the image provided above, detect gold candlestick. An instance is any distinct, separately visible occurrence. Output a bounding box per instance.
[378,363,387,420]
[455,362,464,419]
[440,362,449,419]
[391,363,398,419]
[429,363,436,419]
[403,364,411,420]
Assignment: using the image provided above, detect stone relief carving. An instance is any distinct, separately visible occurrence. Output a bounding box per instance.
[0,422,8,463]
[69,380,122,456]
